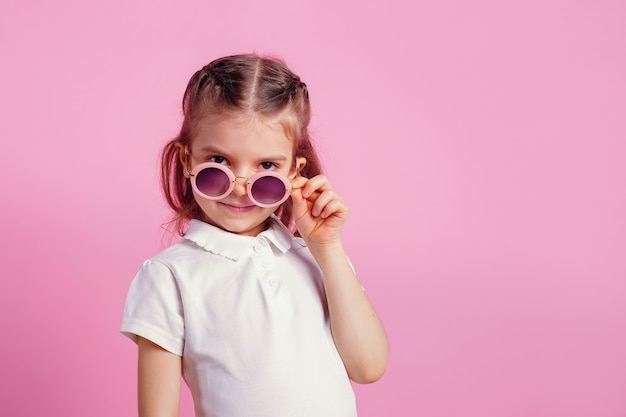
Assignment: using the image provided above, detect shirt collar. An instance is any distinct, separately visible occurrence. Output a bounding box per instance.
[182,215,296,261]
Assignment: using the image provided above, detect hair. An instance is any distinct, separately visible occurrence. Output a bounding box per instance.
[160,54,323,236]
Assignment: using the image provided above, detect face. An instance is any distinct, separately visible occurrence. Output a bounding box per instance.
[182,116,305,237]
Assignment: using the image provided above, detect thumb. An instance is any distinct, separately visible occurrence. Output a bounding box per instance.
[290,187,308,218]
[290,176,309,216]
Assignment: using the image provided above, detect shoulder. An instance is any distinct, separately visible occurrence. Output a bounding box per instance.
[151,239,201,265]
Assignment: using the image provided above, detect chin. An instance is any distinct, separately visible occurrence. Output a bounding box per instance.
[215,218,267,237]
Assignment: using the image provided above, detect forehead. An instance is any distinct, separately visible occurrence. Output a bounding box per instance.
[191,115,295,158]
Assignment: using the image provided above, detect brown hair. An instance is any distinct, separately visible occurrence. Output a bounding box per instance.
[160,54,323,236]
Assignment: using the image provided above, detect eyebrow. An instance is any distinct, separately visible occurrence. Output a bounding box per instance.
[197,145,290,161]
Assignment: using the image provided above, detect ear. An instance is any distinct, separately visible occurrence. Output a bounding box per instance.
[175,143,191,178]
[291,157,307,178]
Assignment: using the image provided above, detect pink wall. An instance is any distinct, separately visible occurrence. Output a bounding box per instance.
[1,1,625,416]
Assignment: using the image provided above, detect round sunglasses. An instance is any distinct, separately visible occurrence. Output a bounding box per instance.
[189,162,293,208]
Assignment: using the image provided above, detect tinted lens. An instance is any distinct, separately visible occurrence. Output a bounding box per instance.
[250,176,287,205]
[195,167,231,197]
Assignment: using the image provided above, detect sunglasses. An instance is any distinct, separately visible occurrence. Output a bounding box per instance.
[189,162,294,208]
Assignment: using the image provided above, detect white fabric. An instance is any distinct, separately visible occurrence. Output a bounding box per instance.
[120,216,357,417]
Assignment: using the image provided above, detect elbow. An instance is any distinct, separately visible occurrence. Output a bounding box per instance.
[347,355,388,384]
[349,364,386,384]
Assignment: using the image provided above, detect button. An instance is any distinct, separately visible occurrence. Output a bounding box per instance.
[253,237,267,253]
[268,279,279,287]
[261,261,270,268]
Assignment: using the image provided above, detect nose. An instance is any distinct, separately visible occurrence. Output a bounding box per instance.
[231,176,249,197]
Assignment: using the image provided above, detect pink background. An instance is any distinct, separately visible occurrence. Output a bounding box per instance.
[1,0,625,416]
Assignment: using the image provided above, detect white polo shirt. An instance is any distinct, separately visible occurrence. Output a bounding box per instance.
[120,217,357,417]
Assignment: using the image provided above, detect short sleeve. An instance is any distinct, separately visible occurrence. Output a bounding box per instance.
[120,259,185,356]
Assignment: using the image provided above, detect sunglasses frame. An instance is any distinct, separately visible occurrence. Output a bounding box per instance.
[189,162,293,208]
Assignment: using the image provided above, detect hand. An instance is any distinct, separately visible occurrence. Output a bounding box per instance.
[290,175,349,247]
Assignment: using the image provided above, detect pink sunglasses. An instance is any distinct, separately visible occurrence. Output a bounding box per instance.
[189,162,294,208]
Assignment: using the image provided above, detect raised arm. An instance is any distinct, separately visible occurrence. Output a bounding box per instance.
[137,337,182,417]
[291,176,389,384]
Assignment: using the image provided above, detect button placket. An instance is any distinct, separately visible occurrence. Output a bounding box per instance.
[251,237,279,289]
[261,261,279,288]
[251,238,268,266]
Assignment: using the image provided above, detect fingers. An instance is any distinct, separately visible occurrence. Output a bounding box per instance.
[312,189,344,218]
[292,175,330,198]
[291,175,348,219]
[325,198,349,219]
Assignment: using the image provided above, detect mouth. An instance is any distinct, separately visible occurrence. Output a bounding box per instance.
[221,202,257,213]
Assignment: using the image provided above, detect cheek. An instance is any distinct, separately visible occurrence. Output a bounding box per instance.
[192,191,217,212]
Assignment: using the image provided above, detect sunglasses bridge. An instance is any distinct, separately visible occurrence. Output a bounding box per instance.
[232,176,253,185]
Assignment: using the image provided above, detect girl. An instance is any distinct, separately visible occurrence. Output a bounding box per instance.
[120,54,388,417]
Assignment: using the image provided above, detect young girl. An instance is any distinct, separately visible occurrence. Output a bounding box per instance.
[120,54,388,417]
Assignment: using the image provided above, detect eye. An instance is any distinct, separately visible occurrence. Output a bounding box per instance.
[208,155,228,165]
[260,161,277,170]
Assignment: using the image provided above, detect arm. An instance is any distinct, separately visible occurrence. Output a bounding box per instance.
[309,239,388,384]
[137,337,182,417]
[291,176,389,384]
